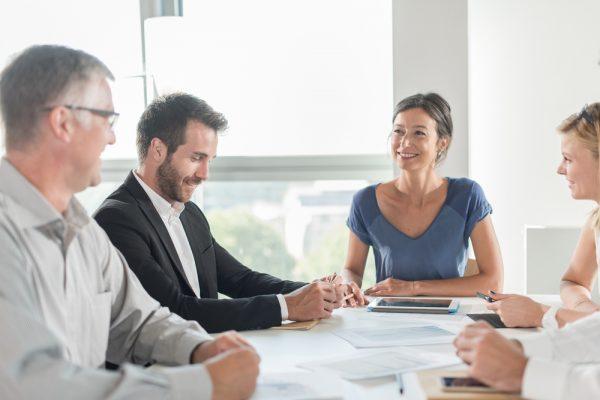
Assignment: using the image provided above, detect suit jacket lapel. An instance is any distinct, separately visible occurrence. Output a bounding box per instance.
[122,172,195,294]
[180,210,215,298]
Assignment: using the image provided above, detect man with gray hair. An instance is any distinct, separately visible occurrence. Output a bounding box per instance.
[0,44,259,399]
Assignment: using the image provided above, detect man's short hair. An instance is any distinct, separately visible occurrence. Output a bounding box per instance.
[136,93,228,161]
[0,45,114,149]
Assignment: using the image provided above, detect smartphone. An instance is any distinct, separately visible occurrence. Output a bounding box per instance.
[476,291,495,303]
[440,377,500,393]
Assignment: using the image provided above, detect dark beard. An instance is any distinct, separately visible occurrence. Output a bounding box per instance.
[156,155,185,203]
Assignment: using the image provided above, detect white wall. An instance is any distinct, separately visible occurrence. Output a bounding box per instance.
[469,0,600,292]
[393,0,469,178]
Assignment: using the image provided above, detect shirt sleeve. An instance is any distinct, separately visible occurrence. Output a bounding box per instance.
[0,222,213,400]
[93,222,214,367]
[523,359,600,400]
[464,181,492,242]
[346,188,373,245]
[276,294,288,320]
[519,311,600,363]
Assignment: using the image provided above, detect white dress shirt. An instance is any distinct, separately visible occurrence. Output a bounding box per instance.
[0,158,214,399]
[133,171,201,297]
[518,228,600,399]
[133,171,290,320]
[520,312,600,399]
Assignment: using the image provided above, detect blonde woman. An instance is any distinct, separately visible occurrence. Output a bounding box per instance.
[341,93,503,304]
[489,103,600,328]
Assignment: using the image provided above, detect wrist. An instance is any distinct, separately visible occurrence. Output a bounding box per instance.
[283,293,296,320]
[541,305,560,330]
[534,303,550,327]
[191,342,208,364]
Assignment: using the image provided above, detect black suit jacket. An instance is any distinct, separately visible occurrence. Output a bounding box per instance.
[93,172,306,333]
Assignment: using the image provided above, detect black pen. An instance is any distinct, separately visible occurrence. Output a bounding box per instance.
[476,291,495,303]
[395,373,404,396]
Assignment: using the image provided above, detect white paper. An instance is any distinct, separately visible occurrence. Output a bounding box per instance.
[333,324,458,348]
[251,372,343,400]
[298,348,461,380]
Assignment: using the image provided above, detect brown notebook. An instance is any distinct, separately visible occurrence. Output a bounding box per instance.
[416,369,523,400]
[271,320,319,331]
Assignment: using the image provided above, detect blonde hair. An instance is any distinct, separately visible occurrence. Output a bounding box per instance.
[558,103,600,228]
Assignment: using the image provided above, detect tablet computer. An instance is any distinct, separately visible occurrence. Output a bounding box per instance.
[367,297,460,314]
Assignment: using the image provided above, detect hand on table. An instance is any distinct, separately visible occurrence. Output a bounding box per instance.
[487,292,549,328]
[285,281,339,320]
[191,330,254,363]
[205,347,260,400]
[363,277,415,296]
[453,321,527,393]
[319,273,367,307]
[191,331,260,400]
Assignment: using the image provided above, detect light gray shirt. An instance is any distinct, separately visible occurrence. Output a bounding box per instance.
[0,158,214,399]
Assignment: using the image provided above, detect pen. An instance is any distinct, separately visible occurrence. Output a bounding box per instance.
[395,373,404,396]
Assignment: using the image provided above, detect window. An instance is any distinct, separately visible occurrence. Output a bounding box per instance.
[139,0,393,283]
[204,179,377,287]
[0,0,145,159]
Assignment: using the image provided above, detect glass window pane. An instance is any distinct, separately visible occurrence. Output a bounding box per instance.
[0,0,144,159]
[0,0,142,76]
[145,0,392,156]
[203,180,377,287]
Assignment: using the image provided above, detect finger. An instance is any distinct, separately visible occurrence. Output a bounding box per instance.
[350,283,367,306]
[324,303,335,313]
[365,288,391,297]
[321,308,333,319]
[321,288,337,302]
[457,348,476,364]
[227,332,252,348]
[487,302,500,311]
[489,292,512,300]
[363,283,381,295]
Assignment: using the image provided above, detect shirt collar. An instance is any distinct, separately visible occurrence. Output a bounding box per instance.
[0,157,89,230]
[133,170,185,221]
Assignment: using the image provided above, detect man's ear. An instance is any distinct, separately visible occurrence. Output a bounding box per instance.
[47,107,76,143]
[150,138,167,162]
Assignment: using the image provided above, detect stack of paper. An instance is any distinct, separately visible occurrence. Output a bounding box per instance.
[333,324,458,348]
[298,348,460,380]
[251,372,344,400]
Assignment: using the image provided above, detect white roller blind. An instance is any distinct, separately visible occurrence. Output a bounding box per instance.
[0,0,144,159]
[145,0,393,156]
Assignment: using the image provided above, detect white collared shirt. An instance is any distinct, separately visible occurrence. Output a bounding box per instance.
[133,171,290,319]
[133,171,202,297]
[520,311,600,399]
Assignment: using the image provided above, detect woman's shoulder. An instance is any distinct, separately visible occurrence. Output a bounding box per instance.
[446,177,490,213]
[352,183,379,204]
[447,177,486,197]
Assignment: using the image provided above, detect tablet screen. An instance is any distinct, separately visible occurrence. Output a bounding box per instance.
[377,298,452,308]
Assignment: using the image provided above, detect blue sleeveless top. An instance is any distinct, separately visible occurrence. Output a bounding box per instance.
[346,178,492,282]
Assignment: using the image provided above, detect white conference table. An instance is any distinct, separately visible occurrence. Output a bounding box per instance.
[241,295,561,399]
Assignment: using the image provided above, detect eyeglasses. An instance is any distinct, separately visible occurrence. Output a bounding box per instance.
[577,104,594,125]
[42,105,120,128]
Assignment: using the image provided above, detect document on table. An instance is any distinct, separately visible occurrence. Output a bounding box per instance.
[298,348,461,380]
[333,324,458,348]
[250,372,343,400]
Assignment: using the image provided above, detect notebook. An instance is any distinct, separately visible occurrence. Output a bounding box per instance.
[271,320,319,331]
